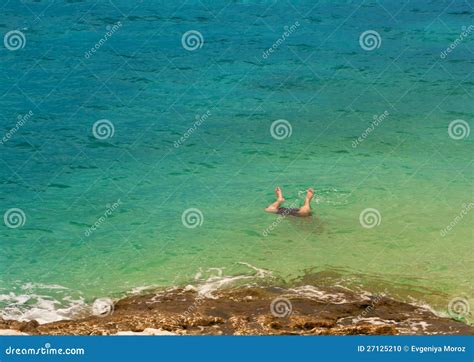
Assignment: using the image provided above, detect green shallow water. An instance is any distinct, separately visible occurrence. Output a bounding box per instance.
[0,1,472,323]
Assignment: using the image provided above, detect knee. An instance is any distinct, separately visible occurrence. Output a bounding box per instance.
[298,209,311,217]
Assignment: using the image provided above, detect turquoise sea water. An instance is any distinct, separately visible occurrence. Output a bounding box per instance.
[0,1,472,323]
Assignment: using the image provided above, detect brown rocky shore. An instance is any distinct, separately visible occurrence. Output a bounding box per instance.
[0,285,472,336]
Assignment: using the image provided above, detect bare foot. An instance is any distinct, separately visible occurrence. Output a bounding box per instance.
[297,188,314,217]
[275,187,285,202]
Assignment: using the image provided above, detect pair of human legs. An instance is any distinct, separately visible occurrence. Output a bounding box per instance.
[265,187,314,217]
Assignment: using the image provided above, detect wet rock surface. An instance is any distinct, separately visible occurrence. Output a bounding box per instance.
[0,286,472,336]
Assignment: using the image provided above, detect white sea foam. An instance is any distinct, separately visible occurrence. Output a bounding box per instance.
[193,262,273,298]
[21,283,68,290]
[313,188,350,206]
[285,285,353,304]
[0,283,86,324]
[129,286,154,295]
[349,316,433,334]
[350,316,396,326]
[406,296,444,317]
[144,263,273,303]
